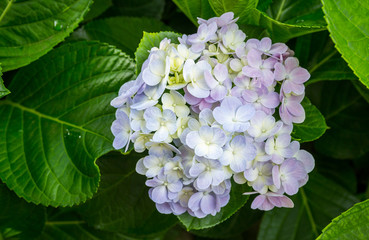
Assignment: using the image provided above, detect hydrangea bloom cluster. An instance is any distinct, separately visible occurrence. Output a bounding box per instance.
[111,12,315,218]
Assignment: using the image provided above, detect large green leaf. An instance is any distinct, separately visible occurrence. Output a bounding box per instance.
[77,152,178,238]
[0,0,92,72]
[257,173,359,240]
[178,182,251,230]
[0,184,46,239]
[72,17,172,57]
[292,97,327,143]
[37,209,140,240]
[172,0,216,25]
[135,31,181,74]
[0,66,10,98]
[314,81,369,159]
[293,31,356,86]
[315,156,357,194]
[0,41,135,207]
[264,0,325,25]
[209,0,257,19]
[38,223,132,240]
[322,0,369,88]
[317,199,369,240]
[206,0,326,42]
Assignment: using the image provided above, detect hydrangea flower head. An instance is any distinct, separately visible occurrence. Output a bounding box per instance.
[111,12,314,218]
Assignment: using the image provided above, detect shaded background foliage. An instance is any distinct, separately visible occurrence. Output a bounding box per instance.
[0,0,369,239]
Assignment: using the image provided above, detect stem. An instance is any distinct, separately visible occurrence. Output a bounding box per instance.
[275,0,287,21]
[309,51,337,74]
[45,221,85,225]
[300,188,319,237]
[0,0,14,24]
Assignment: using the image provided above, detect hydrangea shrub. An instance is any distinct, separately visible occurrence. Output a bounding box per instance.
[111,12,315,218]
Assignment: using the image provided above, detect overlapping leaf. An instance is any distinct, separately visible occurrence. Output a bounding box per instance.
[77,152,178,238]
[0,0,92,71]
[292,97,327,143]
[178,183,251,230]
[38,209,135,240]
[205,0,326,42]
[257,173,359,240]
[0,66,9,98]
[0,184,46,239]
[317,199,369,240]
[322,0,369,88]
[293,31,356,86]
[0,41,135,207]
[72,17,172,57]
[315,81,369,159]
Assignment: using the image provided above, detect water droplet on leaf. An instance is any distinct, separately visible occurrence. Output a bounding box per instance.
[53,20,64,31]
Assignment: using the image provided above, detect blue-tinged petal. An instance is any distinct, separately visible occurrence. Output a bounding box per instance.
[151,186,169,204]
[156,203,173,214]
[189,163,206,177]
[196,172,212,189]
[200,194,216,214]
[188,192,203,212]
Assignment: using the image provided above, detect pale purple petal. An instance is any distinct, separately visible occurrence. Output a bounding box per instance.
[274,62,286,81]
[156,203,173,214]
[189,163,206,177]
[151,186,169,204]
[290,67,310,84]
[197,172,212,189]
[201,194,217,214]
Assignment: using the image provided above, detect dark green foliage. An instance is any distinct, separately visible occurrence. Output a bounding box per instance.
[0,0,368,239]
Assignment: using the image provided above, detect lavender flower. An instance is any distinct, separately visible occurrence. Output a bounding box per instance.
[186,126,227,159]
[213,96,255,132]
[111,11,315,218]
[144,107,177,142]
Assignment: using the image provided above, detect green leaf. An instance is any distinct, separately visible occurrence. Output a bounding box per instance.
[353,81,369,104]
[112,0,165,20]
[0,66,10,98]
[207,0,326,42]
[316,155,357,194]
[0,183,46,239]
[293,31,357,86]
[209,0,257,19]
[317,199,369,240]
[77,152,178,238]
[0,41,135,207]
[257,173,359,240]
[322,0,369,88]
[135,31,181,74]
[292,97,327,143]
[38,209,134,240]
[72,17,172,57]
[39,223,132,240]
[177,182,251,230]
[84,0,112,22]
[172,0,216,25]
[0,0,92,72]
[256,0,273,12]
[191,200,262,239]
[314,81,369,159]
[264,0,325,25]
